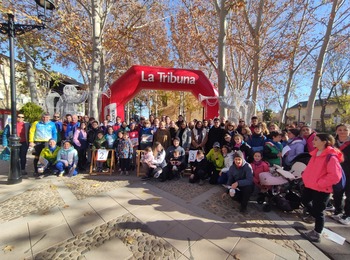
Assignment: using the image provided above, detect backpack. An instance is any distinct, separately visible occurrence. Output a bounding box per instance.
[327,154,346,192]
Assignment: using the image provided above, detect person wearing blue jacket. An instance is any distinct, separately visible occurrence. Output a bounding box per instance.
[56,140,78,177]
[226,150,254,213]
[29,112,57,175]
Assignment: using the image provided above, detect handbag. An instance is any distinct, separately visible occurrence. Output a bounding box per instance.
[0,147,11,161]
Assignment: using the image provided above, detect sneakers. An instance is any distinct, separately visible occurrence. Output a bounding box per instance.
[199,179,205,186]
[21,170,28,176]
[125,171,129,176]
[58,171,65,177]
[302,229,321,243]
[331,211,343,221]
[102,168,110,173]
[153,169,162,178]
[229,188,236,197]
[338,215,350,225]
[302,209,314,224]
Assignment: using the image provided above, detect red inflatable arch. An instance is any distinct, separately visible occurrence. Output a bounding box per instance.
[101,65,219,121]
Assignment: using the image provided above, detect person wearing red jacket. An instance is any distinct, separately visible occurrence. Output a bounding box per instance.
[301,133,343,242]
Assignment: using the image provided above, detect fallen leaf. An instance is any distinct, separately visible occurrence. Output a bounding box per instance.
[125,236,134,244]
[91,184,100,188]
[2,245,14,252]
[63,205,70,208]
[49,184,57,190]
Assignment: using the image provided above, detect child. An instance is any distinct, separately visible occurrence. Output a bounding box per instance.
[164,150,186,181]
[250,151,270,204]
[117,131,133,175]
[92,131,107,172]
[263,131,283,166]
[142,146,156,169]
[115,130,124,172]
[189,149,209,185]
[206,142,225,184]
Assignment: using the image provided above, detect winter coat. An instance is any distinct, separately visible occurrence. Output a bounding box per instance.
[302,146,343,193]
[2,122,30,146]
[335,138,350,181]
[165,145,186,162]
[221,151,234,173]
[154,128,172,150]
[304,132,317,152]
[250,160,270,186]
[176,127,192,150]
[263,141,283,166]
[232,142,254,163]
[226,159,254,187]
[29,120,57,143]
[39,146,61,165]
[57,146,78,167]
[283,137,306,166]
[206,148,225,171]
[151,149,166,168]
[73,129,88,150]
[117,138,133,159]
[247,134,266,152]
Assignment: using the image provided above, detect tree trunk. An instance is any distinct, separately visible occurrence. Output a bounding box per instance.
[24,46,39,104]
[217,1,228,117]
[305,0,340,125]
[90,0,102,120]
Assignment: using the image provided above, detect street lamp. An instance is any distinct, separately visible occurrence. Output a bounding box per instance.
[0,1,55,184]
[297,103,302,125]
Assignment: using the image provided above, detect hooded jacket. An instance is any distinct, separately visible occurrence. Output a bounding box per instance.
[226,158,254,187]
[302,146,343,193]
[57,146,78,167]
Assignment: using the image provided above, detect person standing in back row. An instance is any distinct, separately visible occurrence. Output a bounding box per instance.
[29,112,57,176]
[332,123,350,225]
[2,113,30,175]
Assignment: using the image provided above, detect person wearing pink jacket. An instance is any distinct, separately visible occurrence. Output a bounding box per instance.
[301,133,343,242]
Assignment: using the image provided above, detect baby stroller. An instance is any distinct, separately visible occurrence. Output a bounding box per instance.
[258,153,310,212]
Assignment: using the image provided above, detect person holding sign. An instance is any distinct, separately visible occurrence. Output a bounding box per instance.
[92,131,107,172]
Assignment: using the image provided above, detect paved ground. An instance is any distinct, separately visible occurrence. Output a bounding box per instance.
[0,153,349,259]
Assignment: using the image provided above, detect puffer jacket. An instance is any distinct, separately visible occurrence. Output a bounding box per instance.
[221,151,234,173]
[57,146,78,167]
[284,137,306,166]
[302,146,343,193]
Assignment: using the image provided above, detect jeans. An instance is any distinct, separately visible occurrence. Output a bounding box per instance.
[301,187,330,233]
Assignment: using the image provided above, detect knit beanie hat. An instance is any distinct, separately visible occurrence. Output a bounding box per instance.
[234,150,244,160]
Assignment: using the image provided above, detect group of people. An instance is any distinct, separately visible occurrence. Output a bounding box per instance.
[2,112,349,242]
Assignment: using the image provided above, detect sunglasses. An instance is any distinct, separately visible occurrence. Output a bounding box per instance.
[54,116,60,118]
[17,116,24,118]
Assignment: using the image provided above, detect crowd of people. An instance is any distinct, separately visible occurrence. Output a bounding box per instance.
[2,112,349,241]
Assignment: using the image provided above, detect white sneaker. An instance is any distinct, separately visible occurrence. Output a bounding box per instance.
[331,213,343,221]
[229,188,236,197]
[338,216,350,225]
[125,171,129,176]
[154,169,162,178]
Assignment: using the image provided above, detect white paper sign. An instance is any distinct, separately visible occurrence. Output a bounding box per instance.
[96,149,109,161]
[188,150,198,162]
[282,145,291,157]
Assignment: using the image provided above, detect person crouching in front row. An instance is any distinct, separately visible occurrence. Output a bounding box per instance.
[224,150,254,213]
[56,140,79,177]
